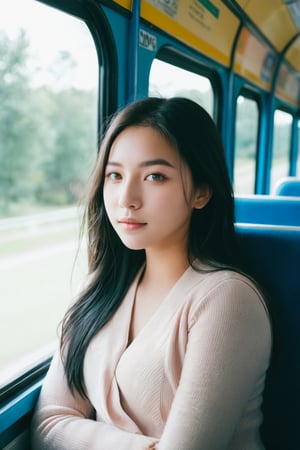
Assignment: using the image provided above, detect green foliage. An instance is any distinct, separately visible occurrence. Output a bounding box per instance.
[273,120,292,158]
[235,98,258,159]
[0,31,40,213]
[34,86,96,205]
[235,98,292,161]
[0,31,96,216]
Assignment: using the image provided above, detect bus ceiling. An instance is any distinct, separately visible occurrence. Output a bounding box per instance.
[225,0,300,75]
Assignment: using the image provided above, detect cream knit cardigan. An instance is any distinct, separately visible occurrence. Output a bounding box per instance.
[32,264,271,450]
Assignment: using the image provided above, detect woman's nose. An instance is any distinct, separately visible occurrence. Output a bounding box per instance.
[118,180,142,209]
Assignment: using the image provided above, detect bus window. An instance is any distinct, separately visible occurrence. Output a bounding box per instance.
[270,110,292,192]
[0,0,98,386]
[234,96,259,195]
[149,59,214,117]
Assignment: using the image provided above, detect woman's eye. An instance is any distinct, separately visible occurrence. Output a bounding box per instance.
[106,172,121,180]
[146,173,166,182]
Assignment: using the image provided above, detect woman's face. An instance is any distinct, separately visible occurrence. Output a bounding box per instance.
[103,126,209,254]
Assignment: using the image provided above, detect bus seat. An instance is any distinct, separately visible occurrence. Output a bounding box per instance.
[236,224,300,450]
[234,195,300,226]
[274,177,300,197]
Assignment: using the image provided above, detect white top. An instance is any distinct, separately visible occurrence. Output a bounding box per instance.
[32,264,272,450]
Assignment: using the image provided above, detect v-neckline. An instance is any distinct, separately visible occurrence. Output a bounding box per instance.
[125,263,193,350]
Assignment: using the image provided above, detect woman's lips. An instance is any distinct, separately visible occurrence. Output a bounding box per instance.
[118,219,147,230]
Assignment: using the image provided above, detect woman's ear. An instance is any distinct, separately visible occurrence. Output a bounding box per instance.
[193,183,212,209]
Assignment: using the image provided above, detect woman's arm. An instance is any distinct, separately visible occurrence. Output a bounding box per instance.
[157,278,272,450]
[31,352,158,450]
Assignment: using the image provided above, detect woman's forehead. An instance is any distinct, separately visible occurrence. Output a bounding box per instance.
[108,126,180,164]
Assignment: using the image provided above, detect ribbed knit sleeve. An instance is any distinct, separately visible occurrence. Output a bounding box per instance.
[157,277,271,450]
[31,352,158,450]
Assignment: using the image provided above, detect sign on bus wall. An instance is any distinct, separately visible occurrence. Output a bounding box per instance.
[141,0,239,67]
[276,63,300,107]
[234,27,276,91]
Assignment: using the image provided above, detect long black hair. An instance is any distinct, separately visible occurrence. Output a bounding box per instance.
[61,97,241,397]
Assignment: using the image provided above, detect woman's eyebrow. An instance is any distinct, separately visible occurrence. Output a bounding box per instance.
[140,159,175,168]
[106,161,122,167]
[106,159,175,168]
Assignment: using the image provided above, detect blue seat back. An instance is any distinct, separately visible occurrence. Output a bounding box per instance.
[235,195,300,226]
[275,177,300,197]
[236,224,300,450]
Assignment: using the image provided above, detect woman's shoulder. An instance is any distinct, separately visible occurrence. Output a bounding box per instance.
[189,260,261,294]
[186,261,269,323]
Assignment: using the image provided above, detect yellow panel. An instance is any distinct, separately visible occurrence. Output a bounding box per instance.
[234,27,276,91]
[140,0,239,67]
[276,63,300,107]
[235,0,248,6]
[112,0,132,9]
[236,0,297,51]
[286,37,300,74]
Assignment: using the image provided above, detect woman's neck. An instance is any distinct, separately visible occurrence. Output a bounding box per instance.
[142,248,190,289]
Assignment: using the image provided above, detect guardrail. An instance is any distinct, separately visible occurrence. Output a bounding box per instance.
[0,207,82,232]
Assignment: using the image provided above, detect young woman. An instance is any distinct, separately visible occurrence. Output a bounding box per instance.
[32,97,272,450]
